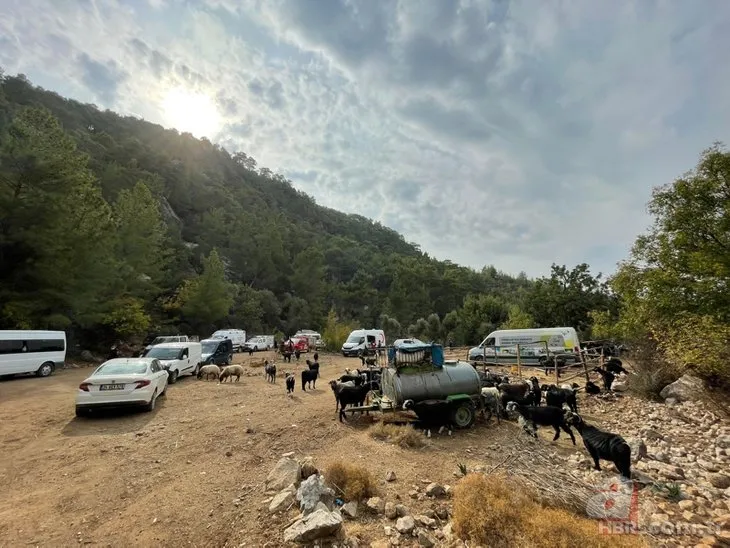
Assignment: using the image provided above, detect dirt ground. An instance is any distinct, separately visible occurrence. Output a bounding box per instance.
[0,350,603,547]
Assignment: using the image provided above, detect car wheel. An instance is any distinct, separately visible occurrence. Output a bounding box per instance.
[169,369,179,384]
[451,402,476,429]
[36,362,54,377]
[144,390,158,412]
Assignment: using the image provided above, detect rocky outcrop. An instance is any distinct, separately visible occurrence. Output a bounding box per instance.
[659,375,705,402]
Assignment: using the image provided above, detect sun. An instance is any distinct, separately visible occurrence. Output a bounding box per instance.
[161,87,222,138]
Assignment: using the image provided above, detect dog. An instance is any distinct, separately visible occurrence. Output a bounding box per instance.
[285,372,295,394]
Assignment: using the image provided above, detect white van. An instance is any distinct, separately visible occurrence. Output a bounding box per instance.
[144,341,202,383]
[468,327,581,363]
[0,330,66,377]
[341,329,386,357]
[210,329,246,352]
[243,335,274,352]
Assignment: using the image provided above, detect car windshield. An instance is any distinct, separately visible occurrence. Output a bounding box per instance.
[151,336,175,345]
[145,347,181,360]
[95,361,148,375]
[201,341,218,353]
[346,335,363,344]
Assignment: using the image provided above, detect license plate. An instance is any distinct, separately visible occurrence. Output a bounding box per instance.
[100,384,125,391]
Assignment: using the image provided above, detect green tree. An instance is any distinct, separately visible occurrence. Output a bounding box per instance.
[501,305,534,330]
[171,249,233,330]
[322,308,356,350]
[457,294,509,345]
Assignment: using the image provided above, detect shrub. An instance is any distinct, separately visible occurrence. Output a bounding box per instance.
[324,461,375,502]
[369,422,428,448]
[322,309,356,351]
[452,474,645,548]
[627,338,680,400]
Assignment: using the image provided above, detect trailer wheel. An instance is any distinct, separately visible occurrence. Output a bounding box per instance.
[451,402,475,429]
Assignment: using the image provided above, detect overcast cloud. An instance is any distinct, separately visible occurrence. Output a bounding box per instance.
[1,0,729,277]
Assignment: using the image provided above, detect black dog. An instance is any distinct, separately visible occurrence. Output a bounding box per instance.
[285,373,295,394]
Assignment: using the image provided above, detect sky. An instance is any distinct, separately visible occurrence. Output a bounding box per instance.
[1,0,729,278]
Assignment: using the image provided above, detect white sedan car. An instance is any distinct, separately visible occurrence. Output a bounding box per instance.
[75,357,168,417]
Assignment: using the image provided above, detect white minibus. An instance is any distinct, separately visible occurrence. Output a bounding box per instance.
[0,330,67,377]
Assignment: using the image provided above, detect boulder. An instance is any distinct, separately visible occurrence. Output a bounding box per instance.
[626,437,648,463]
[300,456,318,481]
[342,501,358,519]
[395,515,415,535]
[659,375,705,403]
[269,485,296,513]
[365,497,385,514]
[296,474,335,515]
[612,380,629,392]
[417,530,436,547]
[266,457,302,492]
[395,504,408,517]
[385,502,397,520]
[416,515,436,528]
[283,508,343,543]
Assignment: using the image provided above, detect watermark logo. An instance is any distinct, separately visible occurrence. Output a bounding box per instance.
[586,478,640,532]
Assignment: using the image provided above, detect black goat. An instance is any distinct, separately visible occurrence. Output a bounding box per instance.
[306,359,320,373]
[585,380,601,395]
[604,358,629,376]
[294,349,301,361]
[285,372,295,393]
[337,373,364,385]
[335,383,371,422]
[301,368,318,390]
[527,376,542,406]
[264,361,276,383]
[505,401,576,445]
[498,381,531,416]
[402,399,459,437]
[565,411,632,479]
[592,367,615,391]
[544,384,578,413]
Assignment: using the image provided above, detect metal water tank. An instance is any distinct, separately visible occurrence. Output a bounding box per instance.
[380,360,482,406]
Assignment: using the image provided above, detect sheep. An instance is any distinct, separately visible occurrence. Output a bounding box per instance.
[604,357,629,376]
[592,367,615,392]
[301,368,318,390]
[197,364,220,381]
[505,401,576,445]
[564,411,632,479]
[334,383,371,422]
[480,387,502,424]
[285,372,295,394]
[264,361,276,383]
[402,399,460,437]
[219,364,244,383]
[544,384,579,413]
[585,380,601,394]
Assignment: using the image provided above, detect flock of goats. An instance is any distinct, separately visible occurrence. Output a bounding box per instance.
[195,351,634,482]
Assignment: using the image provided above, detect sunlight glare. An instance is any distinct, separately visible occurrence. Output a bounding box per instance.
[161,87,222,138]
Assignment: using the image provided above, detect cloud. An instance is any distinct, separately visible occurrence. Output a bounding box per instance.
[1,0,730,277]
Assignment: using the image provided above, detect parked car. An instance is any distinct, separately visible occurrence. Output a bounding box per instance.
[75,357,168,417]
[200,338,233,366]
[243,335,274,352]
[210,329,246,352]
[144,341,202,383]
[288,336,309,352]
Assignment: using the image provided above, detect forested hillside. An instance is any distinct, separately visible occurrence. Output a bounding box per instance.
[0,72,615,348]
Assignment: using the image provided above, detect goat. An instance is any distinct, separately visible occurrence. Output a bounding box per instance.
[592,367,615,392]
[497,381,530,416]
[564,411,632,479]
[337,373,364,386]
[306,359,320,373]
[359,355,377,367]
[505,401,576,445]
[480,387,502,424]
[197,364,220,381]
[402,399,459,437]
[585,380,601,395]
[294,349,301,361]
[301,368,318,390]
[219,365,244,383]
[604,357,629,376]
[527,376,542,406]
[335,383,371,422]
[285,372,295,394]
[264,361,276,383]
[544,384,579,413]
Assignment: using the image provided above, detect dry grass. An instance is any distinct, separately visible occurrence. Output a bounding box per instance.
[324,461,376,502]
[368,422,429,448]
[452,474,645,548]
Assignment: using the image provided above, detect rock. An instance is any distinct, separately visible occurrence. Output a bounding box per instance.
[665,397,678,406]
[342,501,358,519]
[612,380,628,392]
[660,375,705,403]
[708,474,730,489]
[435,506,449,520]
[642,428,663,441]
[283,508,344,543]
[266,457,302,492]
[366,497,385,514]
[654,451,670,463]
[370,542,389,548]
[444,485,452,497]
[631,470,655,486]
[698,459,721,472]
[416,515,436,528]
[626,438,648,463]
[716,436,730,450]
[396,504,408,517]
[296,474,335,515]
[269,485,296,513]
[678,500,695,511]
[385,502,397,520]
[386,470,397,482]
[408,490,418,499]
[395,515,415,535]
[442,523,453,539]
[417,530,435,547]
[425,483,445,498]
[300,457,318,481]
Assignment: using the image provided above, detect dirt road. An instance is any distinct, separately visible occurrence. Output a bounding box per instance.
[0,351,582,547]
